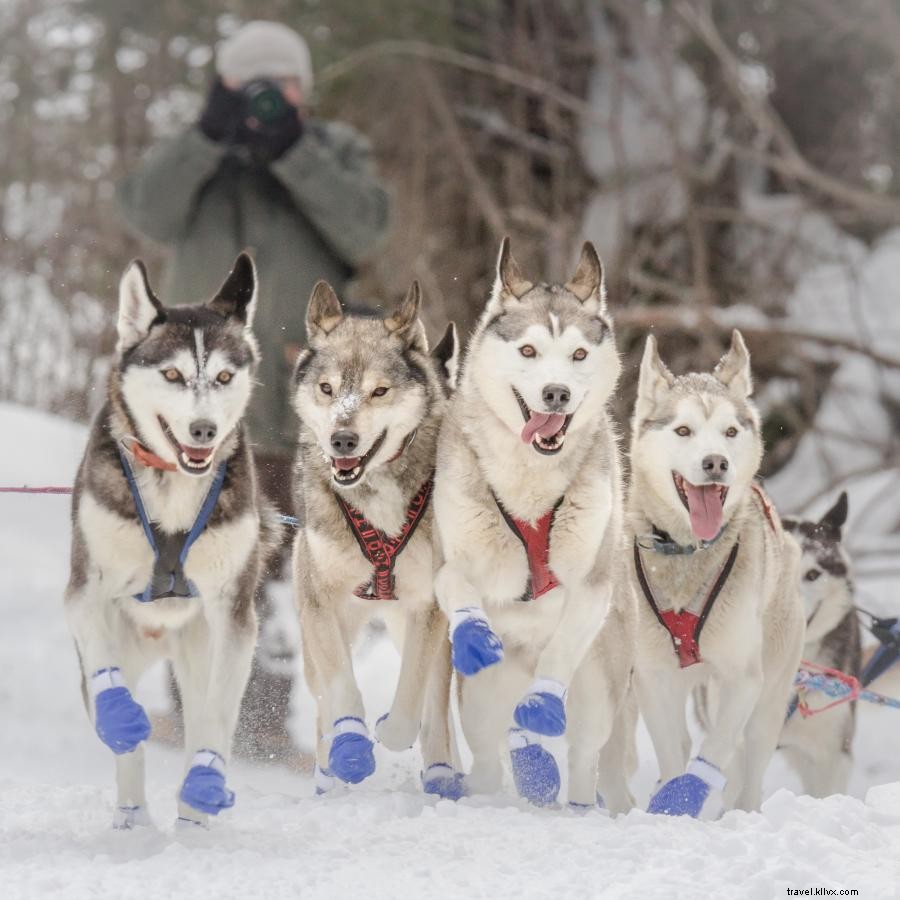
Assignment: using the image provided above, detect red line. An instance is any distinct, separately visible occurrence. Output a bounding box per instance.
[0,486,73,494]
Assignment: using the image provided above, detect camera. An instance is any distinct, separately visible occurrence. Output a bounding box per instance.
[241,79,291,132]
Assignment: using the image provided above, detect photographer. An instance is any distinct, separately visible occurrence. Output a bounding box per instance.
[117,20,390,764]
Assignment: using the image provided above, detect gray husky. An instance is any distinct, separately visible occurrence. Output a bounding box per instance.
[65,254,277,829]
[291,280,461,797]
[781,492,861,797]
[629,331,805,816]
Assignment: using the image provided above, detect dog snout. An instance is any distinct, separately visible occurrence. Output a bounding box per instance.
[541,383,571,412]
[188,419,217,445]
[330,429,359,456]
[702,454,729,479]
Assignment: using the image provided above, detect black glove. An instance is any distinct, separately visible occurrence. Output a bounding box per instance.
[239,112,304,163]
[198,78,244,143]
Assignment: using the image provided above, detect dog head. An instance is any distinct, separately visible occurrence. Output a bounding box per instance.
[631,330,762,542]
[466,238,620,455]
[783,492,853,641]
[115,253,258,476]
[293,280,458,489]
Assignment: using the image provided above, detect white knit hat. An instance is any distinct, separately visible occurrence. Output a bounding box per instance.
[216,21,314,95]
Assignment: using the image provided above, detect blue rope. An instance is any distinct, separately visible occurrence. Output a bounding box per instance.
[278,514,301,528]
[793,670,900,712]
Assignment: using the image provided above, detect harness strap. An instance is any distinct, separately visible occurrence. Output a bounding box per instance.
[119,449,227,603]
[633,538,740,668]
[751,483,778,533]
[495,495,563,602]
[338,474,434,601]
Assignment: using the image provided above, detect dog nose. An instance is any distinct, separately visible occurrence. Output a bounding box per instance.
[542,383,571,411]
[702,454,729,478]
[331,430,359,456]
[189,419,217,444]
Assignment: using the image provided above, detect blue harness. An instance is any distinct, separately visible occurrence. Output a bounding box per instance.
[118,448,227,603]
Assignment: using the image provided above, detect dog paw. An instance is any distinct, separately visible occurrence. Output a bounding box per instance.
[450,609,503,676]
[329,717,376,785]
[375,712,417,751]
[513,678,567,737]
[112,805,151,830]
[314,763,336,796]
[508,729,560,806]
[179,750,235,816]
[647,757,725,817]
[422,763,466,802]
[94,686,151,755]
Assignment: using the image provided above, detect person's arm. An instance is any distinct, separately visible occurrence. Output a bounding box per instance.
[270,121,390,267]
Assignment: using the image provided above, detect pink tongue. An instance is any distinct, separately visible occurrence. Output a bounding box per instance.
[334,457,360,471]
[521,412,566,444]
[683,482,725,541]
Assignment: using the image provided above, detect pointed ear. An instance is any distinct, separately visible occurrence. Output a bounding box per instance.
[209,252,257,325]
[819,491,848,535]
[117,260,164,353]
[431,321,459,389]
[565,241,606,309]
[635,334,675,423]
[493,237,533,302]
[306,281,343,337]
[713,330,753,398]
[385,281,428,352]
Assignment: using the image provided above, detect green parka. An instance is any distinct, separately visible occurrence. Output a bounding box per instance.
[117,121,390,455]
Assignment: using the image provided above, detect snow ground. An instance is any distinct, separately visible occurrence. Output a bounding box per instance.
[1,403,899,900]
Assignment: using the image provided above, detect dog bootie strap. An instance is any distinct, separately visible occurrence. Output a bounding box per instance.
[179,749,235,816]
[647,756,726,817]
[112,804,151,830]
[91,668,151,755]
[508,727,560,807]
[513,677,567,737]
[450,607,504,676]
[422,763,466,802]
[328,717,376,785]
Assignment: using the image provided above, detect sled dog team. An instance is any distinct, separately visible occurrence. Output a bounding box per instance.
[69,236,858,831]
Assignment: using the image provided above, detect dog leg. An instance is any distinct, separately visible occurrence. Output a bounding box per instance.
[634,667,691,783]
[595,691,638,815]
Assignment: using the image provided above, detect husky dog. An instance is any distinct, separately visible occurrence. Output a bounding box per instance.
[433,238,636,812]
[628,331,805,816]
[780,493,860,797]
[292,280,461,797]
[65,254,277,829]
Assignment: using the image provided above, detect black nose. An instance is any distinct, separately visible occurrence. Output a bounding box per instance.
[331,430,359,456]
[702,454,729,478]
[542,383,571,411]
[189,419,217,444]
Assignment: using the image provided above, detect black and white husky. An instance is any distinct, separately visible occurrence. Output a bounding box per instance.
[65,254,277,829]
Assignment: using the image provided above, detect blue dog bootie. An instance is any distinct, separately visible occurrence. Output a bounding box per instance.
[328,717,376,785]
[513,677,567,737]
[422,763,466,801]
[647,756,726,818]
[508,727,560,806]
[179,749,235,816]
[450,607,504,676]
[91,668,151,754]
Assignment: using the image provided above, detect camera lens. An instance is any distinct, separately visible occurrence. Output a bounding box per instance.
[242,79,289,126]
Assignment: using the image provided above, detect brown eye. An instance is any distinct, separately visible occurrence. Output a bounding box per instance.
[573,348,588,361]
[162,368,182,383]
[675,425,691,437]
[372,386,389,397]
[319,382,332,396]
[804,568,821,582]
[725,426,738,438]
[519,345,536,358]
[216,370,233,385]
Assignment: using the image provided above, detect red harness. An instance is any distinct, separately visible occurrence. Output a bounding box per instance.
[337,476,434,601]
[495,495,563,602]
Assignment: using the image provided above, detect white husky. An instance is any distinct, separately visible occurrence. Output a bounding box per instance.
[433,238,636,811]
[628,331,804,816]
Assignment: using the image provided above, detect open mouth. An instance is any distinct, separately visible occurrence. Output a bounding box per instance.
[158,415,215,475]
[672,471,729,542]
[330,430,386,487]
[513,388,572,455]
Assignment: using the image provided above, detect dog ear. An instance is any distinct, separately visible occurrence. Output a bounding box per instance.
[209,252,257,325]
[306,281,344,337]
[635,334,675,422]
[385,281,428,352]
[117,260,164,352]
[432,321,460,389]
[819,491,848,535]
[565,241,606,311]
[713,330,753,398]
[493,237,533,303]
